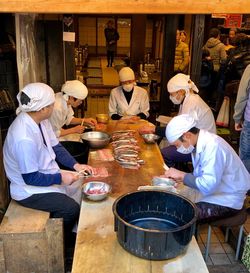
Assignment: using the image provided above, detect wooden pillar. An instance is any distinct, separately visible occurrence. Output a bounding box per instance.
[159,15,179,115]
[190,15,205,84]
[130,15,147,72]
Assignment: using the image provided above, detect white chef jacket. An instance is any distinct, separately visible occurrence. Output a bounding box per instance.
[191,129,250,209]
[3,112,80,201]
[179,93,216,134]
[49,92,75,137]
[109,86,150,118]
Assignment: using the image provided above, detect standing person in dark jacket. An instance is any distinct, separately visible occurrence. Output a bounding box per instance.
[104,20,119,67]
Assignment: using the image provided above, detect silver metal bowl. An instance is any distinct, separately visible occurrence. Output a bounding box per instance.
[141,133,160,144]
[81,131,111,149]
[83,181,111,201]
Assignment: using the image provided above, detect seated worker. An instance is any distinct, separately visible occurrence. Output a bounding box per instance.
[139,73,216,167]
[164,114,250,223]
[49,80,97,138]
[3,82,94,247]
[109,67,149,121]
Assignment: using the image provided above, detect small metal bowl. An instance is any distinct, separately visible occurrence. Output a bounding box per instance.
[141,133,160,144]
[81,131,111,149]
[83,181,111,201]
[96,114,109,124]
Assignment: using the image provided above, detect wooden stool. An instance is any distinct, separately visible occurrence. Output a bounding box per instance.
[204,207,247,261]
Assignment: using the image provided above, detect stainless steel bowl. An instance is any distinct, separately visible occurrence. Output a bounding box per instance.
[81,131,111,149]
[96,114,109,124]
[141,133,160,144]
[83,181,111,201]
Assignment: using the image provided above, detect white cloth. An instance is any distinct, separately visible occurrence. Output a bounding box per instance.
[16,83,55,114]
[191,130,250,209]
[118,67,135,82]
[167,73,199,94]
[3,112,83,202]
[166,114,197,143]
[109,85,149,117]
[61,80,88,100]
[49,92,75,137]
[179,93,216,134]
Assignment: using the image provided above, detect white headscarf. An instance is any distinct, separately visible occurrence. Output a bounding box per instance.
[119,67,135,82]
[16,83,55,115]
[167,73,199,94]
[165,114,197,143]
[61,80,88,101]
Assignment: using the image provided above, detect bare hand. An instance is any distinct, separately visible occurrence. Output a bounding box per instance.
[61,171,79,185]
[73,125,85,134]
[84,118,97,126]
[138,125,155,135]
[164,167,186,182]
[74,163,94,175]
[235,122,243,131]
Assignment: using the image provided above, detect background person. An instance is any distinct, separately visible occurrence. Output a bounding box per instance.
[164,114,250,223]
[109,67,149,121]
[104,20,119,67]
[49,80,97,139]
[3,82,95,247]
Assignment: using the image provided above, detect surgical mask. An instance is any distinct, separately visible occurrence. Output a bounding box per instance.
[122,83,134,92]
[169,95,182,105]
[177,144,194,154]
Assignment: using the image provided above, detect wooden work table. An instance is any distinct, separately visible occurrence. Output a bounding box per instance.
[72,120,209,273]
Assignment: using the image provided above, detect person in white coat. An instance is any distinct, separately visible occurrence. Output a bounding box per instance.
[109,67,149,121]
[164,114,250,223]
[49,80,97,139]
[3,82,94,247]
[139,73,216,167]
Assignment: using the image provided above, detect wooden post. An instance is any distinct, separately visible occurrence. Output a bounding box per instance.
[0,241,6,273]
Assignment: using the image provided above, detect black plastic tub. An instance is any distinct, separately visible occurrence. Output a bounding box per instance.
[58,140,89,169]
[113,190,198,260]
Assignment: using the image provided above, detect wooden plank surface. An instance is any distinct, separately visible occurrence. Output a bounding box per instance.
[72,120,209,273]
[0,200,49,233]
[0,0,250,14]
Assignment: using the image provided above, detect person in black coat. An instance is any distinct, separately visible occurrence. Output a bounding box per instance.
[104,20,119,67]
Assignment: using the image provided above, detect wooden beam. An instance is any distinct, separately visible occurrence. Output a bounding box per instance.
[1,0,250,14]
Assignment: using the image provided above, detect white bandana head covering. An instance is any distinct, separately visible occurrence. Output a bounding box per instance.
[167,73,199,94]
[61,80,88,101]
[119,67,135,83]
[165,114,197,143]
[16,83,55,115]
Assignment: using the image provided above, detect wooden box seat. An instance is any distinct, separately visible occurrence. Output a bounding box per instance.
[0,200,64,273]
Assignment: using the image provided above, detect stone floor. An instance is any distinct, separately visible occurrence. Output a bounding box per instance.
[197,212,250,273]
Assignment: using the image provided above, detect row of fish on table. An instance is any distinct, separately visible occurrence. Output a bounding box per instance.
[111,130,145,169]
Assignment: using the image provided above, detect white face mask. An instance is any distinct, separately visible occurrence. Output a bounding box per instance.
[169,95,182,105]
[122,83,134,92]
[177,144,194,154]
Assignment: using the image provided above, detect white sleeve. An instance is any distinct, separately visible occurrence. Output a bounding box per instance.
[139,90,150,117]
[109,89,118,116]
[49,107,65,137]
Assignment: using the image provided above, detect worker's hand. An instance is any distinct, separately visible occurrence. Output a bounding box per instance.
[235,122,243,131]
[164,167,186,182]
[73,163,94,175]
[72,125,85,134]
[138,125,155,135]
[61,171,79,185]
[84,118,97,126]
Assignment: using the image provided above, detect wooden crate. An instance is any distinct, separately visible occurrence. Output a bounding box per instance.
[0,200,64,273]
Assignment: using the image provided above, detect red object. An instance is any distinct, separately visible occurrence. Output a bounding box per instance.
[224,14,242,28]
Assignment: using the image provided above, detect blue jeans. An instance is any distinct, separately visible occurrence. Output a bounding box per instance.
[161,145,191,167]
[239,120,250,173]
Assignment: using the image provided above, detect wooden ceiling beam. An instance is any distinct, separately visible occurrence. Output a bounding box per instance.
[0,0,250,14]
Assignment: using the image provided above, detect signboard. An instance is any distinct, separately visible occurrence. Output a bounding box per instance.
[224,14,242,28]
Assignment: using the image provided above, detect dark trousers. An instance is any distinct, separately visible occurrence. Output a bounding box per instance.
[161,145,192,167]
[17,192,80,244]
[196,201,239,224]
[107,50,114,66]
